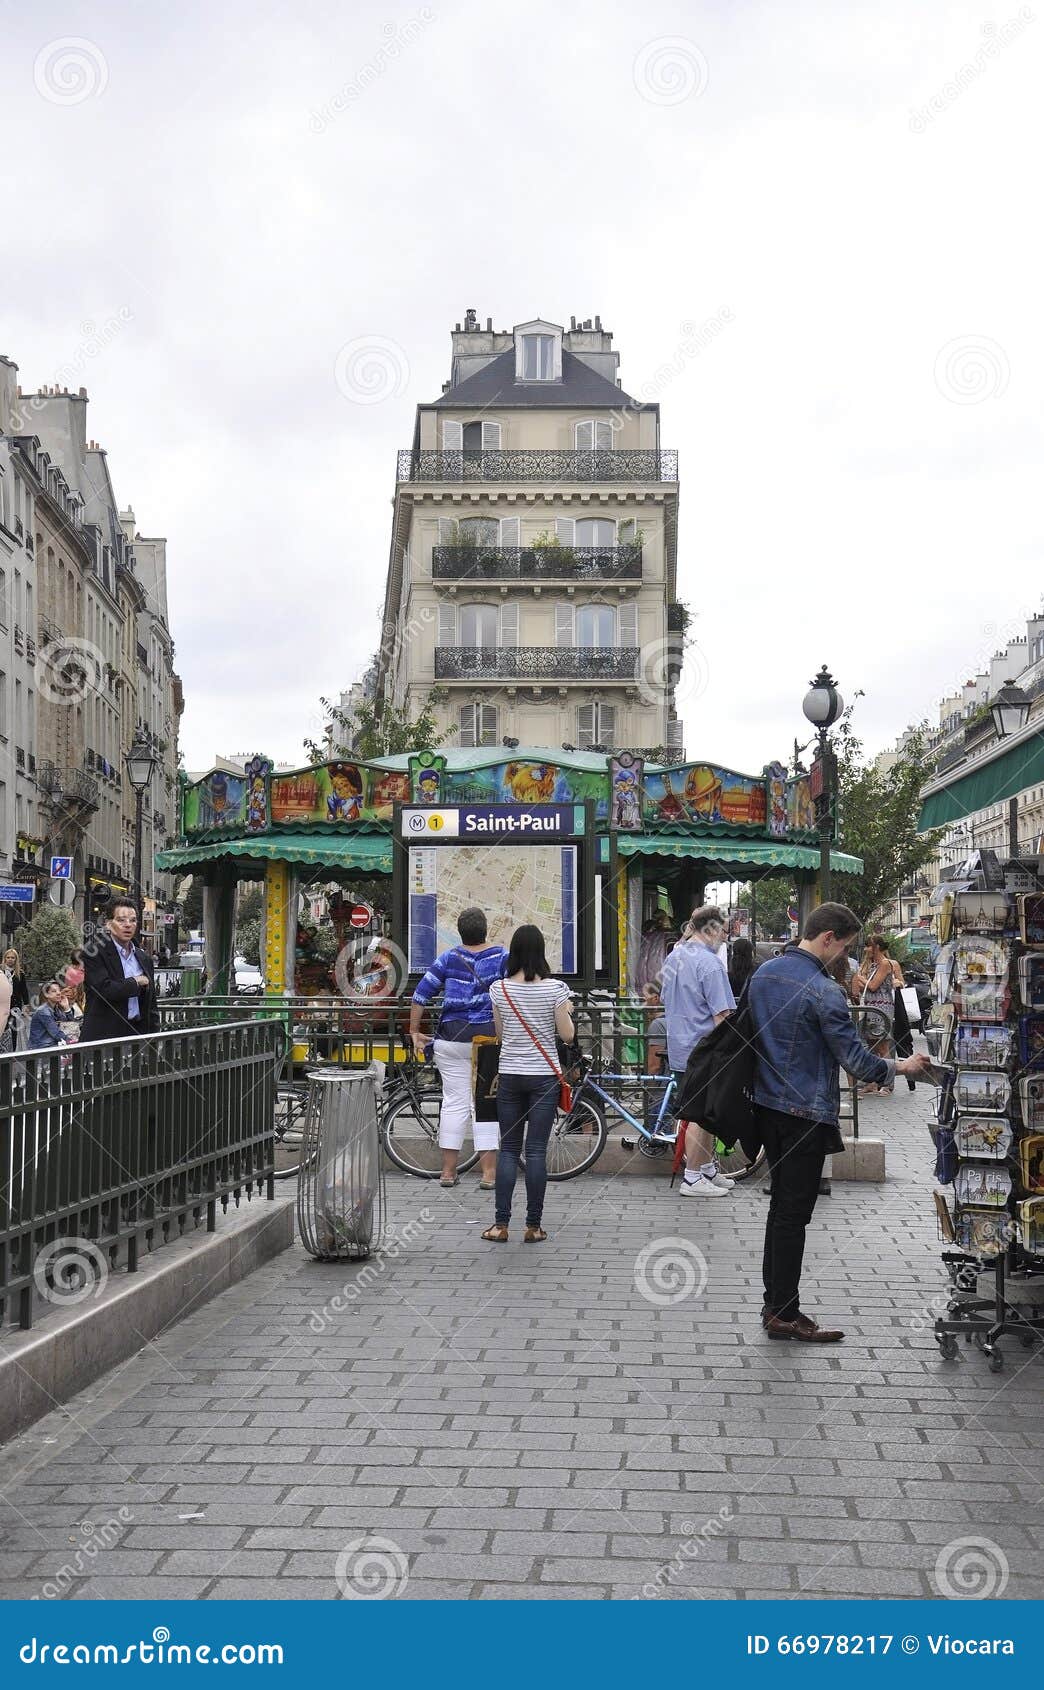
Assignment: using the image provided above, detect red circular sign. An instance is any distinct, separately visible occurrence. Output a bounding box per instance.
[349,904,372,929]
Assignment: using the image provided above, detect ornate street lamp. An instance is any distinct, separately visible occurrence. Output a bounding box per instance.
[802,666,844,904]
[126,733,157,909]
[990,681,1030,740]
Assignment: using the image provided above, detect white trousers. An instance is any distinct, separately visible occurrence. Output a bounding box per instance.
[433,1038,500,1153]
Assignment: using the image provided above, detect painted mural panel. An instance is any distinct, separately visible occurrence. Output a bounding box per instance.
[183,770,247,832]
[267,763,412,825]
[642,764,767,827]
[438,759,610,821]
[786,774,815,833]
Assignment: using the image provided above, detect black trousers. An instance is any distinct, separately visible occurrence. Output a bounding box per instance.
[758,1105,828,1321]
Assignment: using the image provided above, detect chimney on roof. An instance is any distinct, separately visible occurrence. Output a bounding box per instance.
[595,315,602,330]
[463,307,478,331]
[79,386,86,397]
[486,317,492,331]
[570,316,577,330]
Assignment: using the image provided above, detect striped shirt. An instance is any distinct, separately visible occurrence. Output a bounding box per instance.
[491,977,572,1076]
[411,945,507,1036]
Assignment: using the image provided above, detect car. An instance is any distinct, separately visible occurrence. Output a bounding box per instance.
[233,957,264,995]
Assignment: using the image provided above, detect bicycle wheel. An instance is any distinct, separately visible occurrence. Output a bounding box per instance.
[716,1141,767,1183]
[272,1083,308,1181]
[381,1089,482,1178]
[522,1097,608,1181]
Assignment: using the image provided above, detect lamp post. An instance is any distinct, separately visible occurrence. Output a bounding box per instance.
[126,733,158,911]
[802,665,845,904]
[989,681,1031,859]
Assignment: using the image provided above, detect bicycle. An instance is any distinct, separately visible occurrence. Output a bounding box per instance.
[543,1054,766,1182]
[379,1054,482,1179]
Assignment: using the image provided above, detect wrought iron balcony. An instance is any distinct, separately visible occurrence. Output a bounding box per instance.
[435,646,641,681]
[432,543,642,583]
[36,761,100,809]
[398,448,678,485]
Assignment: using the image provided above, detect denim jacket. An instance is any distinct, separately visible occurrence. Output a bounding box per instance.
[748,947,893,1125]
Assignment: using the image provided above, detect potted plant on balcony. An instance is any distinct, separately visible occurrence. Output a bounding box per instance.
[531,530,576,573]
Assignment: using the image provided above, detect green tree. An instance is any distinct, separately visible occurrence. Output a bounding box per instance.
[832,719,941,926]
[306,670,446,763]
[17,907,82,986]
[738,879,794,938]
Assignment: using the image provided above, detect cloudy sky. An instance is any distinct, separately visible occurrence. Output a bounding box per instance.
[6,0,1042,775]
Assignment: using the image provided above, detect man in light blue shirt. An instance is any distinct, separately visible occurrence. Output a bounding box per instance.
[662,906,736,1197]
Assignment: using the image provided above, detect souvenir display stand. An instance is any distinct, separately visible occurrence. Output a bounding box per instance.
[931,872,1044,1369]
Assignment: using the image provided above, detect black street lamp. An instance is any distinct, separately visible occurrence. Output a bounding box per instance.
[990,681,1030,741]
[802,665,845,904]
[126,733,157,910]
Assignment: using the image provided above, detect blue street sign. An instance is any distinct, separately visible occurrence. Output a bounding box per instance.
[0,885,35,903]
[50,855,73,879]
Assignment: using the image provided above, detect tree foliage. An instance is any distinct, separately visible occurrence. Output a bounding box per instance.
[305,675,446,763]
[738,878,794,938]
[832,717,940,925]
[16,907,82,987]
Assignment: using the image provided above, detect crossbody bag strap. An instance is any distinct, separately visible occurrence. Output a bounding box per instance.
[500,981,563,1081]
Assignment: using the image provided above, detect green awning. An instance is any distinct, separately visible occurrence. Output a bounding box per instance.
[617,837,862,874]
[155,836,394,874]
[919,732,1044,831]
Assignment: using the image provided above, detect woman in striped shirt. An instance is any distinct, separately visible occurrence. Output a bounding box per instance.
[482,925,575,1244]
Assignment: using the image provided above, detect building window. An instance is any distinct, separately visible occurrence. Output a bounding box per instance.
[459,703,498,747]
[574,419,613,451]
[459,604,499,648]
[577,702,616,748]
[519,334,554,380]
[440,602,519,648]
[573,518,616,548]
[557,601,637,648]
[575,604,617,648]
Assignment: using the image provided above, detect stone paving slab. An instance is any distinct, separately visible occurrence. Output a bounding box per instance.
[0,1078,1040,1600]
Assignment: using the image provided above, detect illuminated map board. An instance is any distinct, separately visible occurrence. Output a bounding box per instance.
[395,804,595,982]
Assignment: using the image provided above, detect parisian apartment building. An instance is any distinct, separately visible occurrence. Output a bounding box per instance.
[0,354,182,944]
[376,310,684,756]
[879,607,1044,929]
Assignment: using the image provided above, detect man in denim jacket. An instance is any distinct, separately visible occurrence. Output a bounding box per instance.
[748,902,928,1343]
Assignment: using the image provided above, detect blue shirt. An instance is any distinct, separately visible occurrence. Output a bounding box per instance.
[411,945,507,1037]
[116,940,141,1021]
[662,940,735,1071]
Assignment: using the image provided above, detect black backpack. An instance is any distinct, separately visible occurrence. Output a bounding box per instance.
[673,987,760,1159]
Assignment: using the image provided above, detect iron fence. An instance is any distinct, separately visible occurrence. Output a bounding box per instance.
[431,544,643,582]
[0,1021,282,1332]
[434,645,640,681]
[397,448,679,484]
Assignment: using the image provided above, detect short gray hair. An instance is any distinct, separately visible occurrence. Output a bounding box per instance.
[688,905,725,934]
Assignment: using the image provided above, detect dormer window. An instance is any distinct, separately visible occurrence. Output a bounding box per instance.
[514,320,562,382]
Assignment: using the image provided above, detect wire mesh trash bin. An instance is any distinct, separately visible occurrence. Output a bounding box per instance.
[297,1067,385,1260]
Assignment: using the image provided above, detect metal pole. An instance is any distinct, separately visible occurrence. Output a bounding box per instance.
[1009,795,1019,859]
[750,881,758,945]
[818,727,831,904]
[133,787,144,908]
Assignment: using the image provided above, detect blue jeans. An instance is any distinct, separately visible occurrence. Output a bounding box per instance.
[495,1072,559,1226]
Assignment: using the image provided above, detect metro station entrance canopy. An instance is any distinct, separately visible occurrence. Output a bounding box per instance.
[157,748,861,993]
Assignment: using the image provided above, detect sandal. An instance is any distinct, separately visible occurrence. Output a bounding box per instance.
[478,1179,495,1191]
[523,1226,547,1243]
[481,1224,509,1243]
[439,1176,460,1188]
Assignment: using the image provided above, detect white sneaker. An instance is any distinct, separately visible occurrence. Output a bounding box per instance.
[679,1176,729,1197]
[710,1170,735,1190]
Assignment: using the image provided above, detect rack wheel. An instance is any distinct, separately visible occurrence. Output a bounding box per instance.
[937,1334,958,1361]
[986,1349,1004,1372]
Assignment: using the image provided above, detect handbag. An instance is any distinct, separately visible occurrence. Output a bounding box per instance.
[500,981,572,1112]
[472,1034,501,1122]
[900,984,922,1026]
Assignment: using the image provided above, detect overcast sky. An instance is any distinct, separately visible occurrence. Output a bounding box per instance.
[5,0,1042,775]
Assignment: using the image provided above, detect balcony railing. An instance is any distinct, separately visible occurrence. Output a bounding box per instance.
[398,448,678,484]
[431,543,642,583]
[36,762,100,808]
[435,646,641,681]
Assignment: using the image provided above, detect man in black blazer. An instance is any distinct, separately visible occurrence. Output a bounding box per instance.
[81,898,160,1043]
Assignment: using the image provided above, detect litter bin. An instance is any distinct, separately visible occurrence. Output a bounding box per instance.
[297,1067,384,1260]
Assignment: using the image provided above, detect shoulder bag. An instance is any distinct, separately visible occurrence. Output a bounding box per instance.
[500,981,572,1113]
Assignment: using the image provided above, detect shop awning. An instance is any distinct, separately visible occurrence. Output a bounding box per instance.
[616,837,863,874]
[154,836,395,874]
[918,732,1044,831]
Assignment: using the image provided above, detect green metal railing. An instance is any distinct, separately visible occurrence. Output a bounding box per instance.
[0,1021,282,1331]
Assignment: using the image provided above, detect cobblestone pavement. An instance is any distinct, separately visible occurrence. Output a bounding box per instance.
[1,1080,1042,1601]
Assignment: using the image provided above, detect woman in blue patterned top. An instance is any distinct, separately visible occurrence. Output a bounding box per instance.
[408,908,508,1189]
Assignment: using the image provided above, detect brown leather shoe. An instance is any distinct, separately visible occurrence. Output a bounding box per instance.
[766,1312,844,1342]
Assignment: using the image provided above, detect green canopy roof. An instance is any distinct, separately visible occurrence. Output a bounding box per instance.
[918,732,1044,832]
[155,836,394,874]
[616,837,862,874]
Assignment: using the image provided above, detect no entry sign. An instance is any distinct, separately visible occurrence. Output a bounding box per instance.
[349,904,372,929]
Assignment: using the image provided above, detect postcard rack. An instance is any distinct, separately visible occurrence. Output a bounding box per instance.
[933,886,1044,1370]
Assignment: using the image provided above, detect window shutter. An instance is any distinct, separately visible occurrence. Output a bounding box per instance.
[594,419,613,450]
[438,517,456,545]
[500,601,519,646]
[575,421,594,450]
[499,515,520,546]
[618,517,636,544]
[577,703,595,746]
[437,604,456,647]
[555,603,574,646]
[458,704,475,747]
[619,601,639,648]
[481,703,498,745]
[599,703,616,746]
[555,517,575,543]
[442,420,463,449]
[481,421,501,449]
